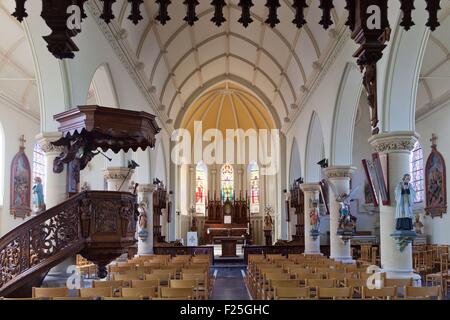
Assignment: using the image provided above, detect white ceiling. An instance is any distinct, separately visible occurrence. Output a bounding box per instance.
[112,0,348,127]
[0,0,39,119]
[417,12,450,118]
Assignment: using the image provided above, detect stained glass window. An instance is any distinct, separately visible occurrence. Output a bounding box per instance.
[410,142,424,203]
[195,162,207,214]
[221,164,234,202]
[249,162,260,213]
[32,143,45,183]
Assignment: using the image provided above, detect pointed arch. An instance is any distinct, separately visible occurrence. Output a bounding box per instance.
[289,137,302,185]
[305,112,325,183]
[330,63,363,166]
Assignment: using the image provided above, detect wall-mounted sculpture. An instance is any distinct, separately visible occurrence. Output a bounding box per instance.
[425,134,447,218]
[10,135,31,219]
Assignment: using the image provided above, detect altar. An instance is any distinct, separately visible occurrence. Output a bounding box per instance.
[203,196,250,245]
[214,237,243,257]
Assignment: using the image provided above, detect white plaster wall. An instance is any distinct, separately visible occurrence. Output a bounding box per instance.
[0,103,40,236]
[416,102,450,245]
[350,98,380,235]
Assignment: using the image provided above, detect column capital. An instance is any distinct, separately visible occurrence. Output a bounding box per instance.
[368,131,420,154]
[103,167,133,180]
[301,183,321,192]
[36,132,65,154]
[324,166,356,179]
[137,184,156,193]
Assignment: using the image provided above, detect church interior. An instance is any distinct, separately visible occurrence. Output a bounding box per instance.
[1,0,450,303]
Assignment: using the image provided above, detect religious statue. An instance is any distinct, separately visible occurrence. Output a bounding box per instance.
[414,212,424,235]
[327,180,359,242]
[391,174,418,252]
[81,181,90,192]
[137,201,149,241]
[32,176,46,214]
[309,199,320,240]
[264,206,274,231]
[394,174,416,231]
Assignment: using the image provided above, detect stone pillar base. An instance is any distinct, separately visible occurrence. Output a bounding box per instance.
[331,256,355,264]
[382,269,422,286]
[304,251,323,256]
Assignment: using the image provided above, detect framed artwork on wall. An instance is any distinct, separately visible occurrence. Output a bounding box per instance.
[425,134,447,218]
[319,179,330,215]
[372,153,390,205]
[10,135,32,219]
[362,159,379,207]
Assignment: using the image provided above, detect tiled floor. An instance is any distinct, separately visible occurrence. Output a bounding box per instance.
[210,267,252,300]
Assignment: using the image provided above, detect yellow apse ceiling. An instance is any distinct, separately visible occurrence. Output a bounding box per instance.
[180,82,276,136]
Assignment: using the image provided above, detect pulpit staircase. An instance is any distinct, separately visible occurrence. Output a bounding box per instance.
[0,191,138,298]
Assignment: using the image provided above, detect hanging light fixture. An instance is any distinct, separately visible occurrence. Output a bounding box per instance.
[292,0,308,29]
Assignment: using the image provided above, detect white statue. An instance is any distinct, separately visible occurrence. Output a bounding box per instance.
[394,174,416,231]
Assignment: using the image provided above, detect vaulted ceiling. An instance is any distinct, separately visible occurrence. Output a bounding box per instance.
[0,0,39,120]
[111,0,349,128]
[417,11,450,119]
[180,82,275,137]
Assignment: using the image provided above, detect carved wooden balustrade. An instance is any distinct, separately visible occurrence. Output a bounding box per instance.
[0,191,137,297]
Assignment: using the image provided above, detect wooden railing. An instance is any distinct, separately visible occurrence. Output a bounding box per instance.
[0,191,137,297]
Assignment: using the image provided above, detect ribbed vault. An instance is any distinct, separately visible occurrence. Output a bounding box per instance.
[110,0,348,127]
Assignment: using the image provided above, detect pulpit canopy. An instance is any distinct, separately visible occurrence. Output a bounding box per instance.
[51,105,161,173]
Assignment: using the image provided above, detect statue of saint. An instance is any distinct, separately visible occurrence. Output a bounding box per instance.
[32,176,45,213]
[264,211,273,231]
[394,174,416,231]
[310,200,320,231]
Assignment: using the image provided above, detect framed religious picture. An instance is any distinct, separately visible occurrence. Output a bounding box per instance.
[425,134,447,218]
[10,135,32,219]
[319,179,330,215]
[372,153,390,205]
[362,159,379,207]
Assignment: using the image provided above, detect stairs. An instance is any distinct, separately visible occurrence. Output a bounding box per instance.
[0,191,138,297]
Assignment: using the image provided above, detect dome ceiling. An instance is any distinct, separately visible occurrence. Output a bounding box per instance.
[110,0,349,128]
[0,0,39,119]
[180,82,275,137]
[417,10,450,119]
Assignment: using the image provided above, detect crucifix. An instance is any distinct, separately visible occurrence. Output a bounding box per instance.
[430,133,438,148]
[19,134,26,150]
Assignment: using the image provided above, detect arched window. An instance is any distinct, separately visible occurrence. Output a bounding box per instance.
[195,162,207,214]
[32,143,45,183]
[410,142,424,203]
[221,164,234,202]
[249,162,260,213]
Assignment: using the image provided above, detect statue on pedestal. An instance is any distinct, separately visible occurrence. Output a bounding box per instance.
[309,199,321,240]
[137,201,149,241]
[391,174,417,251]
[32,177,46,214]
[264,206,274,246]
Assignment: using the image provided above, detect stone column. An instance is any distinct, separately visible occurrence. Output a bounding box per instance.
[301,183,322,255]
[103,167,134,191]
[238,168,244,196]
[36,133,67,208]
[369,132,421,284]
[36,133,72,279]
[324,166,357,264]
[211,168,217,196]
[190,165,195,208]
[136,184,155,256]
